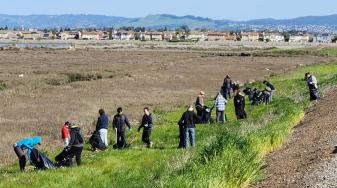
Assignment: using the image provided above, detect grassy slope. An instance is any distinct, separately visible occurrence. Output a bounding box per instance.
[1,61,337,188]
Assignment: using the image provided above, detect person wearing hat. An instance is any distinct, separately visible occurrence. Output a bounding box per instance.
[305,72,319,101]
[13,136,42,171]
[222,75,233,99]
[178,105,200,148]
[234,89,247,120]
[68,124,84,166]
[61,121,71,147]
[195,91,205,117]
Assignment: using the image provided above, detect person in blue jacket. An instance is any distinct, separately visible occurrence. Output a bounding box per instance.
[13,136,41,171]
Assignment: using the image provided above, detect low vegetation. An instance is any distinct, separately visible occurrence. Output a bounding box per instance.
[1,59,337,187]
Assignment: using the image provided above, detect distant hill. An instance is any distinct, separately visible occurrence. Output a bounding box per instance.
[0,13,337,33]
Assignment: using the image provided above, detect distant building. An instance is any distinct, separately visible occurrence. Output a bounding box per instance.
[240,32,260,42]
[314,33,333,43]
[207,32,237,41]
[289,34,311,43]
[21,31,44,40]
[81,31,103,40]
[163,32,174,41]
[262,32,285,42]
[0,30,18,39]
[59,31,81,40]
[187,31,206,41]
[113,30,135,40]
[42,32,55,40]
[144,32,163,41]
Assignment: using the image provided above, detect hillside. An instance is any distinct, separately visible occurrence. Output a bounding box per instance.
[0,13,337,32]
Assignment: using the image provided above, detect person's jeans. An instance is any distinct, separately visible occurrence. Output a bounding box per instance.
[98,129,108,146]
[63,138,69,147]
[216,110,224,123]
[184,128,195,147]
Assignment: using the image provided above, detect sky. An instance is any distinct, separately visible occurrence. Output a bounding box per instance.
[0,0,337,21]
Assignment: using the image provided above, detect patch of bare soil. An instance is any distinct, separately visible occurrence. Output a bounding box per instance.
[252,86,337,187]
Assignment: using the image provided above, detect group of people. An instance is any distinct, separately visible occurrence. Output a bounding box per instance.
[13,73,319,171]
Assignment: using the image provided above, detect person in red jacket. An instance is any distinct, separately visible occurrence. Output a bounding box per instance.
[61,121,71,147]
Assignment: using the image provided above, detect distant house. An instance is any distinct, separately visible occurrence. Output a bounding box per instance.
[262,32,285,42]
[207,32,237,41]
[81,31,103,40]
[0,30,18,39]
[113,30,135,40]
[240,32,260,42]
[163,32,174,41]
[59,31,81,40]
[42,32,55,40]
[314,33,333,43]
[187,31,206,41]
[21,31,44,40]
[144,32,163,41]
[289,34,311,43]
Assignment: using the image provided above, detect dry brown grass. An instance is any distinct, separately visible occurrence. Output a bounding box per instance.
[0,48,331,166]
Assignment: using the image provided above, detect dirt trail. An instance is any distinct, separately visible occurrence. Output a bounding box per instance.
[252,86,337,187]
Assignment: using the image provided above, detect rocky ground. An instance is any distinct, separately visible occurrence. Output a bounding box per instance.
[252,86,337,188]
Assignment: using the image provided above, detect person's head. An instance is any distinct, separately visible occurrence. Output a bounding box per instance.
[187,105,194,111]
[226,75,230,79]
[236,89,241,95]
[65,121,72,127]
[305,72,311,78]
[199,90,205,97]
[144,107,150,115]
[99,109,105,116]
[32,136,42,145]
[263,80,268,84]
[117,107,123,114]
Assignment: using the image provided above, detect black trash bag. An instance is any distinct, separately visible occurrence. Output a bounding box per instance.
[89,131,107,150]
[55,148,72,168]
[30,148,55,170]
[200,106,214,124]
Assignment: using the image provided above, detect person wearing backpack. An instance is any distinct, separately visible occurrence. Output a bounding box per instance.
[68,124,84,166]
[112,107,132,149]
[137,107,153,148]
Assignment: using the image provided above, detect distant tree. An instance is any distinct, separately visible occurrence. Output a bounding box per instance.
[180,25,190,35]
[282,32,290,42]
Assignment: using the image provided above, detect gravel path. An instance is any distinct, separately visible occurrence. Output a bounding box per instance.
[252,86,337,188]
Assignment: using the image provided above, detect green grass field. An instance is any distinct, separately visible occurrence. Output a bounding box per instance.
[1,61,337,188]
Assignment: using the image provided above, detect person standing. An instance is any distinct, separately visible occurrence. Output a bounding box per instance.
[96,109,109,147]
[234,89,247,120]
[195,91,205,117]
[112,107,132,149]
[178,105,199,148]
[61,121,71,147]
[263,80,276,102]
[222,75,233,99]
[68,124,84,166]
[215,92,227,123]
[305,72,319,101]
[13,136,42,171]
[138,107,153,148]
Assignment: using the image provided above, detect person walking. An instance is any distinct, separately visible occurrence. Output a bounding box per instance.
[112,107,132,149]
[13,136,42,171]
[305,72,319,101]
[178,105,199,148]
[215,92,227,123]
[195,91,205,117]
[68,124,84,166]
[222,75,233,99]
[263,80,276,102]
[234,89,247,120]
[61,121,71,147]
[138,107,153,148]
[96,109,109,147]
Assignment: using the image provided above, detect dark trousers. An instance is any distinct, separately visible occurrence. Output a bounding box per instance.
[142,129,152,147]
[223,88,231,99]
[236,111,247,120]
[69,146,83,166]
[309,88,319,101]
[178,126,185,148]
[14,146,26,171]
[117,131,126,148]
[216,110,224,123]
[196,106,203,118]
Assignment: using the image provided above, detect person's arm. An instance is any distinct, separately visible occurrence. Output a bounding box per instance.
[138,116,144,132]
[112,116,116,129]
[96,117,100,131]
[194,112,201,122]
[125,116,131,129]
[68,131,75,147]
[178,113,185,126]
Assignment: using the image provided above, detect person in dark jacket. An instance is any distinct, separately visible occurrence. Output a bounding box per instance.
[138,107,153,148]
[195,91,205,117]
[263,80,276,102]
[178,105,200,148]
[13,136,41,171]
[112,107,132,149]
[68,124,84,166]
[96,109,109,147]
[234,90,247,120]
[222,75,233,99]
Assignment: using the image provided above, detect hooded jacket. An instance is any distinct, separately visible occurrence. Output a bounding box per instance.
[16,136,41,160]
[96,114,109,131]
[69,126,84,147]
